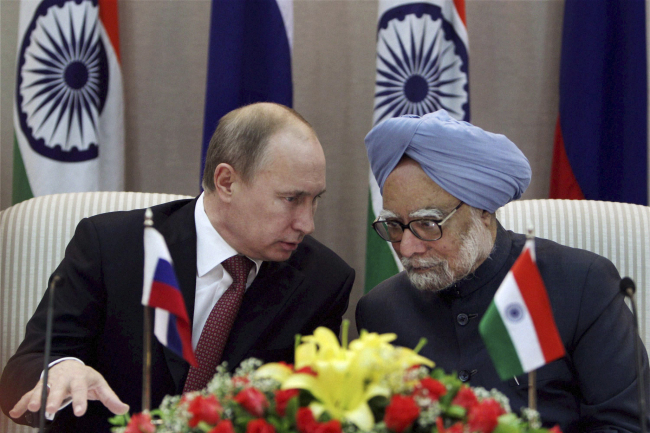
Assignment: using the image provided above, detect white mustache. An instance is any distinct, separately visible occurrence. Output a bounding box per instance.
[402,256,445,270]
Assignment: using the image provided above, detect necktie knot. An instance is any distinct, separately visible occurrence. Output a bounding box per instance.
[222,255,254,286]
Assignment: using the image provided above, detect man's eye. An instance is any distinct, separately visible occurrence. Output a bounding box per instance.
[417,220,438,228]
[285,196,296,202]
[385,220,401,228]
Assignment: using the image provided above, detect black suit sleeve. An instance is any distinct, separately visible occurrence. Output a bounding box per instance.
[567,256,650,432]
[0,217,107,425]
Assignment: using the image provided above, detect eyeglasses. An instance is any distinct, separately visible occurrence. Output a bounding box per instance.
[372,202,464,242]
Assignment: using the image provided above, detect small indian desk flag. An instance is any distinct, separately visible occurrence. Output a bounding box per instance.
[142,213,197,366]
[479,239,565,381]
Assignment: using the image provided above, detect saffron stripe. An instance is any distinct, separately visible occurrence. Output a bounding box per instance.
[98,0,120,61]
[511,249,565,363]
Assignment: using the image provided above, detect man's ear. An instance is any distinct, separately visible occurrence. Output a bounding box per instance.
[213,163,238,202]
[480,209,495,227]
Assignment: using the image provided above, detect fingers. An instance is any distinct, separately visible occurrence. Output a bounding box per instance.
[46,376,73,415]
[91,382,129,415]
[8,361,128,420]
[8,384,39,418]
[69,377,89,416]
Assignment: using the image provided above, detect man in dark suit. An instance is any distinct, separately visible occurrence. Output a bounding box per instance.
[356,111,650,432]
[0,103,354,432]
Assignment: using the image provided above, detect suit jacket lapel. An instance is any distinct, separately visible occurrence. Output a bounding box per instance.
[221,260,305,371]
[156,198,198,393]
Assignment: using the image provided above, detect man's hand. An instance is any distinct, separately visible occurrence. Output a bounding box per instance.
[8,360,129,419]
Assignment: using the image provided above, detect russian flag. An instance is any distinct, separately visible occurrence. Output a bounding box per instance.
[199,0,293,182]
[550,0,648,205]
[142,221,197,366]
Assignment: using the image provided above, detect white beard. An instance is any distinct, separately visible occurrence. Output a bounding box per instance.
[401,212,494,292]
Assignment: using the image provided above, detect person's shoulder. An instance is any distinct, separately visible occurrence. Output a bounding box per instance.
[533,235,616,271]
[289,235,353,274]
[528,235,621,307]
[506,229,614,270]
[86,198,195,229]
[361,271,411,302]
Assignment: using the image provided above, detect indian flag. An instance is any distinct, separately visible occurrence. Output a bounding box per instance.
[12,0,124,204]
[366,0,469,292]
[479,239,565,381]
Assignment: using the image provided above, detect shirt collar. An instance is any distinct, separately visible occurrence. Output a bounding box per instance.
[195,192,263,278]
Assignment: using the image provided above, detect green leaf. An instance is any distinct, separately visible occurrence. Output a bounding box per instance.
[299,390,316,407]
[367,395,389,422]
[108,413,130,426]
[443,405,466,419]
[284,396,299,421]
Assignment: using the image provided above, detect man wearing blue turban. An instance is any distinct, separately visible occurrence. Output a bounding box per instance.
[356,110,649,432]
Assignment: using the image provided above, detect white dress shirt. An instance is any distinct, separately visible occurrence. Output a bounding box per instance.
[192,192,262,349]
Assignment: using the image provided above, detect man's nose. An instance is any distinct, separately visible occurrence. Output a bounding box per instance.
[398,228,427,258]
[293,203,315,235]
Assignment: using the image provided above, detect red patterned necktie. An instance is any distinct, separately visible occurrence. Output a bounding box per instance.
[183,255,254,392]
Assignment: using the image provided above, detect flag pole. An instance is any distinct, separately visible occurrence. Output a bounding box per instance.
[526,224,537,411]
[142,209,154,412]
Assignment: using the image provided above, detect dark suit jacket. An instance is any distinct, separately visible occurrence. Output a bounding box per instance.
[357,224,650,433]
[0,198,354,432]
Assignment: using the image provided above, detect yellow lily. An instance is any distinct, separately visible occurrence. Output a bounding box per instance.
[282,355,389,430]
[254,362,294,383]
[262,326,435,431]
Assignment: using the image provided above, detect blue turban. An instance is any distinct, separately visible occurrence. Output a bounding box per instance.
[365,110,531,213]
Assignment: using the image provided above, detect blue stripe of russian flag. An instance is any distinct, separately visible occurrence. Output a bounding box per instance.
[551,0,647,205]
[199,0,292,183]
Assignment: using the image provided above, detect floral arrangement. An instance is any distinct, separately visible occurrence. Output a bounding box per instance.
[111,325,561,433]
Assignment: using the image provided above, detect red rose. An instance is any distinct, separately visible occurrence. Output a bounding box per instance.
[209,420,236,433]
[275,389,300,416]
[384,395,420,433]
[233,376,251,388]
[549,426,563,433]
[467,399,506,433]
[234,388,269,417]
[414,377,447,401]
[435,417,464,433]
[188,395,222,428]
[296,366,318,376]
[314,420,342,433]
[296,407,318,433]
[125,412,155,433]
[246,419,276,433]
[451,386,479,410]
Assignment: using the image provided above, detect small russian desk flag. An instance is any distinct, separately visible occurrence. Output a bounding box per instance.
[142,214,197,366]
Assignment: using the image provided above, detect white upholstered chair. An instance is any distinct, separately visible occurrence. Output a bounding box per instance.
[497,199,650,350]
[0,192,192,433]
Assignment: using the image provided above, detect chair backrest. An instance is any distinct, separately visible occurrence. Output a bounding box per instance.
[497,199,650,349]
[0,192,192,433]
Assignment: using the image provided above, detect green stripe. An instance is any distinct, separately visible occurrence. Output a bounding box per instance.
[364,192,399,293]
[12,133,33,205]
[479,302,524,380]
